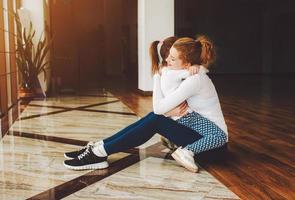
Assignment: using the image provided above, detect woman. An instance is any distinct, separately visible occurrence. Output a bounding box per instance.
[63,36,228,173]
[154,36,228,172]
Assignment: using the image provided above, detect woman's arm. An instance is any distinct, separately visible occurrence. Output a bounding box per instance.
[152,74,201,114]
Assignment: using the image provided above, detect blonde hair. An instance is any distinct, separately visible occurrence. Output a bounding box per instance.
[173,35,215,68]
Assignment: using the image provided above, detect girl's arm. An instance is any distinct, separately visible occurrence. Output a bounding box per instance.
[152,73,201,114]
[164,65,199,117]
[164,101,189,117]
[188,65,200,75]
[175,65,199,80]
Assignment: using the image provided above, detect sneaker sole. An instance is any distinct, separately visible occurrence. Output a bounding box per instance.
[171,152,198,173]
[63,161,109,170]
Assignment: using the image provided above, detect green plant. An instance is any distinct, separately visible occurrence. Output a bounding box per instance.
[15,12,51,90]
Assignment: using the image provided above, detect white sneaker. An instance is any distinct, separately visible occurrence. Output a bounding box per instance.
[171,147,199,173]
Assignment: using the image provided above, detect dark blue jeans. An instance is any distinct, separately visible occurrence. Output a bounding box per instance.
[103,112,202,155]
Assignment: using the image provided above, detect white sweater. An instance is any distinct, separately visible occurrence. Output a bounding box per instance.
[160,67,193,120]
[153,66,228,136]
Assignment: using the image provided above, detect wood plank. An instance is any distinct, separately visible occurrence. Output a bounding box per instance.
[108,75,295,199]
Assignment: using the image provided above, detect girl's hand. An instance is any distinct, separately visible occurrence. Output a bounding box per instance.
[188,65,200,75]
[164,101,188,118]
[157,66,163,76]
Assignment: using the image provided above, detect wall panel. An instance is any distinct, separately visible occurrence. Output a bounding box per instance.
[0,0,19,137]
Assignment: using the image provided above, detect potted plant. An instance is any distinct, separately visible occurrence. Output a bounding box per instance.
[15,12,52,98]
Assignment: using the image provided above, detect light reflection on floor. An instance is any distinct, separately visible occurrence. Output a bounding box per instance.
[0,93,240,200]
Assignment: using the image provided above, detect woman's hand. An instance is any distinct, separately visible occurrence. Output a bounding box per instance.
[188,65,200,75]
[164,101,188,118]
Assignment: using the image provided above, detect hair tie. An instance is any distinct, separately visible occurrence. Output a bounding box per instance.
[195,40,202,46]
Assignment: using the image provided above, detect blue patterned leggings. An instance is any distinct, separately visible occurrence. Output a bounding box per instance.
[177,112,227,154]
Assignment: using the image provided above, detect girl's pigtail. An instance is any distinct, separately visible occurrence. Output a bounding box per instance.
[149,40,160,74]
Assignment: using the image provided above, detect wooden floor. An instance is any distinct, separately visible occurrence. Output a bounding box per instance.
[107,74,295,200]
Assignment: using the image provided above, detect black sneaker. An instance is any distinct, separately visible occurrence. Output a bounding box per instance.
[64,141,95,159]
[63,147,109,170]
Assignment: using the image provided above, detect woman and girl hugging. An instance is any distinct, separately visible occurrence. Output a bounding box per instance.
[63,35,228,173]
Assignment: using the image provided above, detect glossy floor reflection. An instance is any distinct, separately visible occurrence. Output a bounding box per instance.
[10,96,140,142]
[0,135,129,200]
[64,157,239,200]
[0,94,240,199]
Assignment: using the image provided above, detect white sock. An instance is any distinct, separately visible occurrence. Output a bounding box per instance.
[92,142,107,157]
[94,140,104,146]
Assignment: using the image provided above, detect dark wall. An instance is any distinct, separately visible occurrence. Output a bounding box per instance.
[175,0,295,74]
[272,12,295,73]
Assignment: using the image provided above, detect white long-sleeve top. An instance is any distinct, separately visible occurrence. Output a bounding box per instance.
[160,67,193,120]
[160,67,190,96]
[153,66,228,136]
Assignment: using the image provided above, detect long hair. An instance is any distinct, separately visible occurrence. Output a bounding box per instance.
[149,40,160,74]
[173,35,215,68]
[196,35,216,67]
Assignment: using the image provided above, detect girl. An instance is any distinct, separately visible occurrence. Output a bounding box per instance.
[150,36,192,151]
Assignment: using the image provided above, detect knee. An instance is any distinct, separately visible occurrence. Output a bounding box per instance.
[216,132,227,147]
[145,112,160,121]
[147,111,155,115]
[148,112,163,118]
[148,111,160,116]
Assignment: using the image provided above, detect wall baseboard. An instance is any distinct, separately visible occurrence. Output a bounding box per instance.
[136,89,152,96]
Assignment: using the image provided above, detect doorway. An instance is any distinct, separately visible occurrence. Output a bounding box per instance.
[49,0,137,93]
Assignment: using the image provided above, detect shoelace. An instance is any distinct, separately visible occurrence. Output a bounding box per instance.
[79,142,93,152]
[78,147,91,160]
[86,142,93,148]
